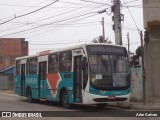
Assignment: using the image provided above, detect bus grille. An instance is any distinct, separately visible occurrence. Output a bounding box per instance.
[93,98,127,102]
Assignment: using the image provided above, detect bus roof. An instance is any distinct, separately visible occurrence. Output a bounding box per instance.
[15,43,125,60]
[49,43,125,53]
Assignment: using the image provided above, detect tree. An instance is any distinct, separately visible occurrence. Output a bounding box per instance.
[130,54,139,67]
[136,46,142,57]
[130,46,142,67]
[92,35,112,43]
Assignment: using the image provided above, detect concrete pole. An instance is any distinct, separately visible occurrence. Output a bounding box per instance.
[127,32,130,62]
[102,17,105,43]
[140,31,146,105]
[113,0,122,45]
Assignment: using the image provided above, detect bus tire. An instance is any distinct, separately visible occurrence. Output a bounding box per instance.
[26,88,34,103]
[61,90,72,109]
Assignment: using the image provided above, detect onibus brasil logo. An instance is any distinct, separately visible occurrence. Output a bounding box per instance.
[2,112,42,117]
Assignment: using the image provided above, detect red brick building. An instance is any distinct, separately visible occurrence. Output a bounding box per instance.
[0,38,28,71]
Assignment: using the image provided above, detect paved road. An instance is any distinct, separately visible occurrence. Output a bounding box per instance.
[0,91,131,111]
[0,92,159,120]
[0,91,66,111]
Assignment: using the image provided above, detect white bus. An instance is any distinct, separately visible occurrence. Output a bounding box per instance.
[14,43,131,108]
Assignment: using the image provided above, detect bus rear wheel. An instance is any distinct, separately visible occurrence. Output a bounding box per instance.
[61,90,72,109]
[26,88,34,103]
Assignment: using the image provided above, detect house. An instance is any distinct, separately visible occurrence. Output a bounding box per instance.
[0,38,28,89]
[143,0,160,102]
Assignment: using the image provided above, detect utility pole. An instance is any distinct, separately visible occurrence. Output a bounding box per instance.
[127,32,130,62]
[102,17,105,43]
[140,31,146,105]
[112,0,123,45]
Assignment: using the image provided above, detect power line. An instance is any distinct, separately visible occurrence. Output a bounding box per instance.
[0,7,76,33]
[0,2,107,36]
[0,8,77,33]
[122,0,140,33]
[0,3,99,8]
[0,0,47,21]
[26,14,99,40]
[122,0,160,8]
[23,2,104,23]
[27,0,104,24]
[26,17,138,42]
[129,6,160,8]
[59,0,87,6]
[0,40,90,45]
[30,41,89,45]
[121,0,139,5]
[0,2,106,34]
[80,0,108,5]
[0,3,52,8]
[0,0,139,40]
[0,0,59,26]
[0,10,98,37]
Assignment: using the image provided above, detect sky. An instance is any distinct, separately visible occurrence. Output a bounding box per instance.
[0,0,144,55]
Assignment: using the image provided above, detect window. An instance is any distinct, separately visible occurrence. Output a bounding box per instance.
[89,55,111,76]
[15,60,20,75]
[39,62,47,80]
[48,54,58,73]
[112,55,127,73]
[26,59,29,74]
[29,58,38,74]
[59,51,72,72]
[89,54,112,87]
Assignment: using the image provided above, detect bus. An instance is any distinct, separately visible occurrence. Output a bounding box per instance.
[14,43,131,108]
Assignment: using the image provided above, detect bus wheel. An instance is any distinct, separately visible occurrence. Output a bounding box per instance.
[26,88,34,103]
[61,90,72,109]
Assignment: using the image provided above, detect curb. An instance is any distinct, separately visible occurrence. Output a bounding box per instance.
[129,104,160,110]
[108,102,160,110]
[128,102,160,110]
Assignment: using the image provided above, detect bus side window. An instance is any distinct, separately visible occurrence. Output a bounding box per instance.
[59,51,72,72]
[26,59,29,74]
[29,58,38,74]
[15,60,20,75]
[48,54,58,73]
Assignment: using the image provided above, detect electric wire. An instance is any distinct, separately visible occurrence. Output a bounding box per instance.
[122,0,160,8]
[0,0,59,25]
[26,14,99,41]
[121,0,139,5]
[0,0,141,42]
[0,2,107,37]
[0,0,47,21]
[0,11,98,37]
[0,2,106,34]
[122,0,140,33]
[80,0,108,5]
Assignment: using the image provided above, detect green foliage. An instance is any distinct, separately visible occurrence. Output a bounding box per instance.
[136,46,142,57]
[92,35,112,43]
[130,46,142,67]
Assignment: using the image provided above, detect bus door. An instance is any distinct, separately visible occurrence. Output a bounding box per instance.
[38,61,47,99]
[21,64,25,96]
[73,55,83,103]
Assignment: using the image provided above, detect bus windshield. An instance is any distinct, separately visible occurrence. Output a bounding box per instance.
[87,45,130,90]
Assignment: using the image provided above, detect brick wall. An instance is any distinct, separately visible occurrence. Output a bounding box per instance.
[0,38,28,70]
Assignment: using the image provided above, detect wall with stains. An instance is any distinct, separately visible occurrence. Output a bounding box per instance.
[130,67,143,102]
